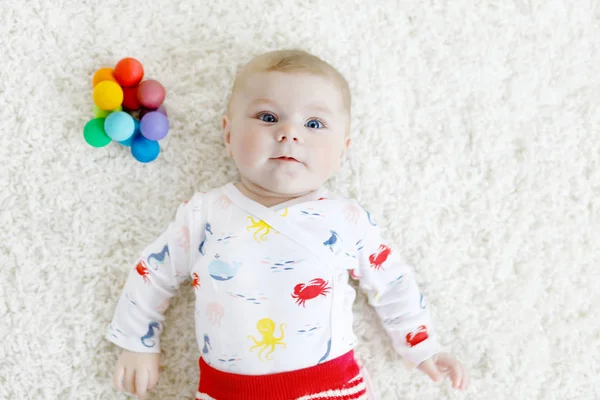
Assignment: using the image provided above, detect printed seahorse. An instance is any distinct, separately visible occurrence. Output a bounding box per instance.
[318,338,332,364]
[147,245,170,270]
[198,222,213,255]
[202,334,212,356]
[141,322,161,348]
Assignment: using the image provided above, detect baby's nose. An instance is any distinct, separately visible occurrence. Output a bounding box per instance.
[277,123,300,142]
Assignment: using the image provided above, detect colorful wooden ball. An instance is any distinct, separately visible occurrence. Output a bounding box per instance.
[122,86,141,111]
[140,111,169,141]
[92,68,117,87]
[104,111,135,141]
[93,104,122,118]
[131,135,160,163]
[93,81,123,111]
[83,118,111,147]
[139,105,167,120]
[114,58,144,87]
[137,80,165,109]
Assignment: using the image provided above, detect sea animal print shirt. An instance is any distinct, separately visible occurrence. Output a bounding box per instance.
[106,183,443,374]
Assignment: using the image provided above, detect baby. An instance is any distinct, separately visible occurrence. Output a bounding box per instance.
[106,49,469,399]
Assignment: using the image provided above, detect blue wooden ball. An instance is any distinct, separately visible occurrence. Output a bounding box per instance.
[131,135,160,163]
[104,111,135,142]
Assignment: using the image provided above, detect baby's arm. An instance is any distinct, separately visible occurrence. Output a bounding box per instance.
[351,203,444,368]
[352,203,469,389]
[106,196,200,397]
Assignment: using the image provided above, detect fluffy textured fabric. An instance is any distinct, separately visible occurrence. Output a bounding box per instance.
[1,1,598,399]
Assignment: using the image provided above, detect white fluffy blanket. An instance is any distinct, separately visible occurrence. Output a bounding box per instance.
[1,0,598,399]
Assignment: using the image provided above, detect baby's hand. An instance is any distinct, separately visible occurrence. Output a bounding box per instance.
[113,350,161,399]
[417,352,469,390]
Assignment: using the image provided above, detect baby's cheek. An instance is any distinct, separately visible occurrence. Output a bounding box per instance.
[311,146,339,175]
[234,133,264,166]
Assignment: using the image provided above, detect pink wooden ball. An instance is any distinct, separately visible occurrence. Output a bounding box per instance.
[137,80,166,109]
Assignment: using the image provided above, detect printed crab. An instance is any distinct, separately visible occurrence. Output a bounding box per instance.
[369,244,392,270]
[291,278,331,307]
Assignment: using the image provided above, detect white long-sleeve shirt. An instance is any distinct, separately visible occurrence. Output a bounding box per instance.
[105,183,443,374]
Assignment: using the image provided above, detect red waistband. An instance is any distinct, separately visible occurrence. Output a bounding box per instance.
[198,350,360,400]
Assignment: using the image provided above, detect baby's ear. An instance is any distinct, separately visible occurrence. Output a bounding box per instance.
[341,137,351,160]
[222,115,232,157]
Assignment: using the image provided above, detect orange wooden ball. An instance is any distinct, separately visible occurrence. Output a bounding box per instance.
[92,68,117,87]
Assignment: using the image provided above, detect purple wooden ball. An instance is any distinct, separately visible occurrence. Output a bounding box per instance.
[139,105,167,120]
[140,111,169,141]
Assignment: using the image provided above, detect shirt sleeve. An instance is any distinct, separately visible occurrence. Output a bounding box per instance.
[351,202,444,367]
[105,195,200,353]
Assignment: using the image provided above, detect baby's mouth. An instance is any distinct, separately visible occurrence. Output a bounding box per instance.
[273,156,299,162]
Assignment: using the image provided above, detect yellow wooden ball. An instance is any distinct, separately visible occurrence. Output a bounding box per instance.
[93,81,124,111]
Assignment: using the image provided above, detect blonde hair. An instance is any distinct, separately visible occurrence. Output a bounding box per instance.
[227,49,351,114]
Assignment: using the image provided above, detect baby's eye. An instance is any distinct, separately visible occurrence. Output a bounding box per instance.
[258,113,277,123]
[305,119,324,129]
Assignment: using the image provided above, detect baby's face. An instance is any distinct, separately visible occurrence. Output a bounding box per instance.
[223,71,350,196]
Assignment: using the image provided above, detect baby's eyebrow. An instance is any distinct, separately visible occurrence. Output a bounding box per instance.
[249,98,277,107]
[307,104,333,116]
[249,98,333,116]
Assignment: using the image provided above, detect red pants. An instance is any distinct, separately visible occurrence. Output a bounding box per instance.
[196,350,369,400]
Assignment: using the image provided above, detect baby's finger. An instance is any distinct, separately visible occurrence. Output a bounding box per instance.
[135,369,149,399]
[113,365,125,391]
[449,364,463,389]
[147,368,159,390]
[460,367,470,390]
[123,367,136,395]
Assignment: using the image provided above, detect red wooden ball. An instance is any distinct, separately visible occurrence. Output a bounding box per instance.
[114,58,144,87]
[122,86,141,111]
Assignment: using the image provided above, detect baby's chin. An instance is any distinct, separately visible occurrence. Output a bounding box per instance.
[243,173,322,198]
